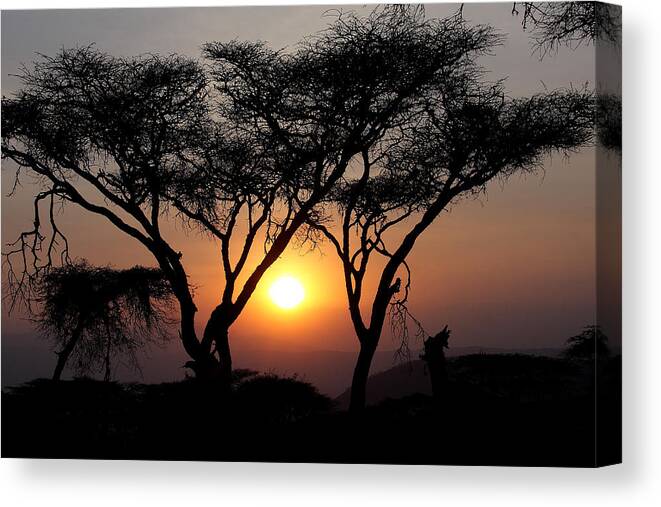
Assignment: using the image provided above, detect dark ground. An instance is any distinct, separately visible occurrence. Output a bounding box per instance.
[1,354,621,467]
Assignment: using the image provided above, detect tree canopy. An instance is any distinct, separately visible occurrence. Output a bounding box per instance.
[34,261,174,380]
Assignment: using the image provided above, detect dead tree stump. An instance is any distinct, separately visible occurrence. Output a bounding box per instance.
[420,325,451,405]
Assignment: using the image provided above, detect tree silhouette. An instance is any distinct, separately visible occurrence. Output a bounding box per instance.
[2,6,496,382]
[1,49,219,376]
[34,261,173,381]
[563,325,610,361]
[309,11,595,410]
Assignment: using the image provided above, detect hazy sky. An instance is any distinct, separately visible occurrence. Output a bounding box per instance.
[1,3,618,387]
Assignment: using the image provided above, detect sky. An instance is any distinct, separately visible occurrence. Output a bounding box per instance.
[0,3,621,389]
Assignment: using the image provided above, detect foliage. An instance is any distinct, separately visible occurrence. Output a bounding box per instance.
[514,2,621,56]
[34,260,174,379]
[235,373,333,423]
[563,325,610,360]
[1,47,209,316]
[596,93,622,152]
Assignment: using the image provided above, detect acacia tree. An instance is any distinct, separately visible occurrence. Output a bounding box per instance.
[35,261,173,381]
[2,49,220,377]
[2,6,492,381]
[310,46,595,410]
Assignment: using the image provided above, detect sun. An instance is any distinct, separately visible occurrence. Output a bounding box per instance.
[269,275,305,310]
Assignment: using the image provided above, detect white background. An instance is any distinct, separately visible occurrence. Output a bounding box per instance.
[0,0,659,506]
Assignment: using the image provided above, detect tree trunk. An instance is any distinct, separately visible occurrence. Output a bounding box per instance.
[349,339,377,413]
[216,326,232,385]
[52,322,84,381]
[197,305,234,385]
[348,277,399,413]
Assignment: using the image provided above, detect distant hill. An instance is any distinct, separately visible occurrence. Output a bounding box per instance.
[334,352,584,409]
[233,346,564,397]
[334,359,431,409]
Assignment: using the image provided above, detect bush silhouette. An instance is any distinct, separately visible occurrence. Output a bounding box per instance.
[563,325,610,361]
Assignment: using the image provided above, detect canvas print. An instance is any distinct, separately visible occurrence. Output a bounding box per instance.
[1,2,621,466]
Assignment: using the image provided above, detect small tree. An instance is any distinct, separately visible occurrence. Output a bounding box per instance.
[563,325,610,361]
[310,15,595,409]
[34,261,174,381]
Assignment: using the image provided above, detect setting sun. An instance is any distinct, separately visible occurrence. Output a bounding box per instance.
[269,276,305,309]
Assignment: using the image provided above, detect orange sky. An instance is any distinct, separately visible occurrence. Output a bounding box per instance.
[2,148,601,352]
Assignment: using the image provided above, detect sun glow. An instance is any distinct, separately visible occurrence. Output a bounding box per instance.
[269,276,305,309]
